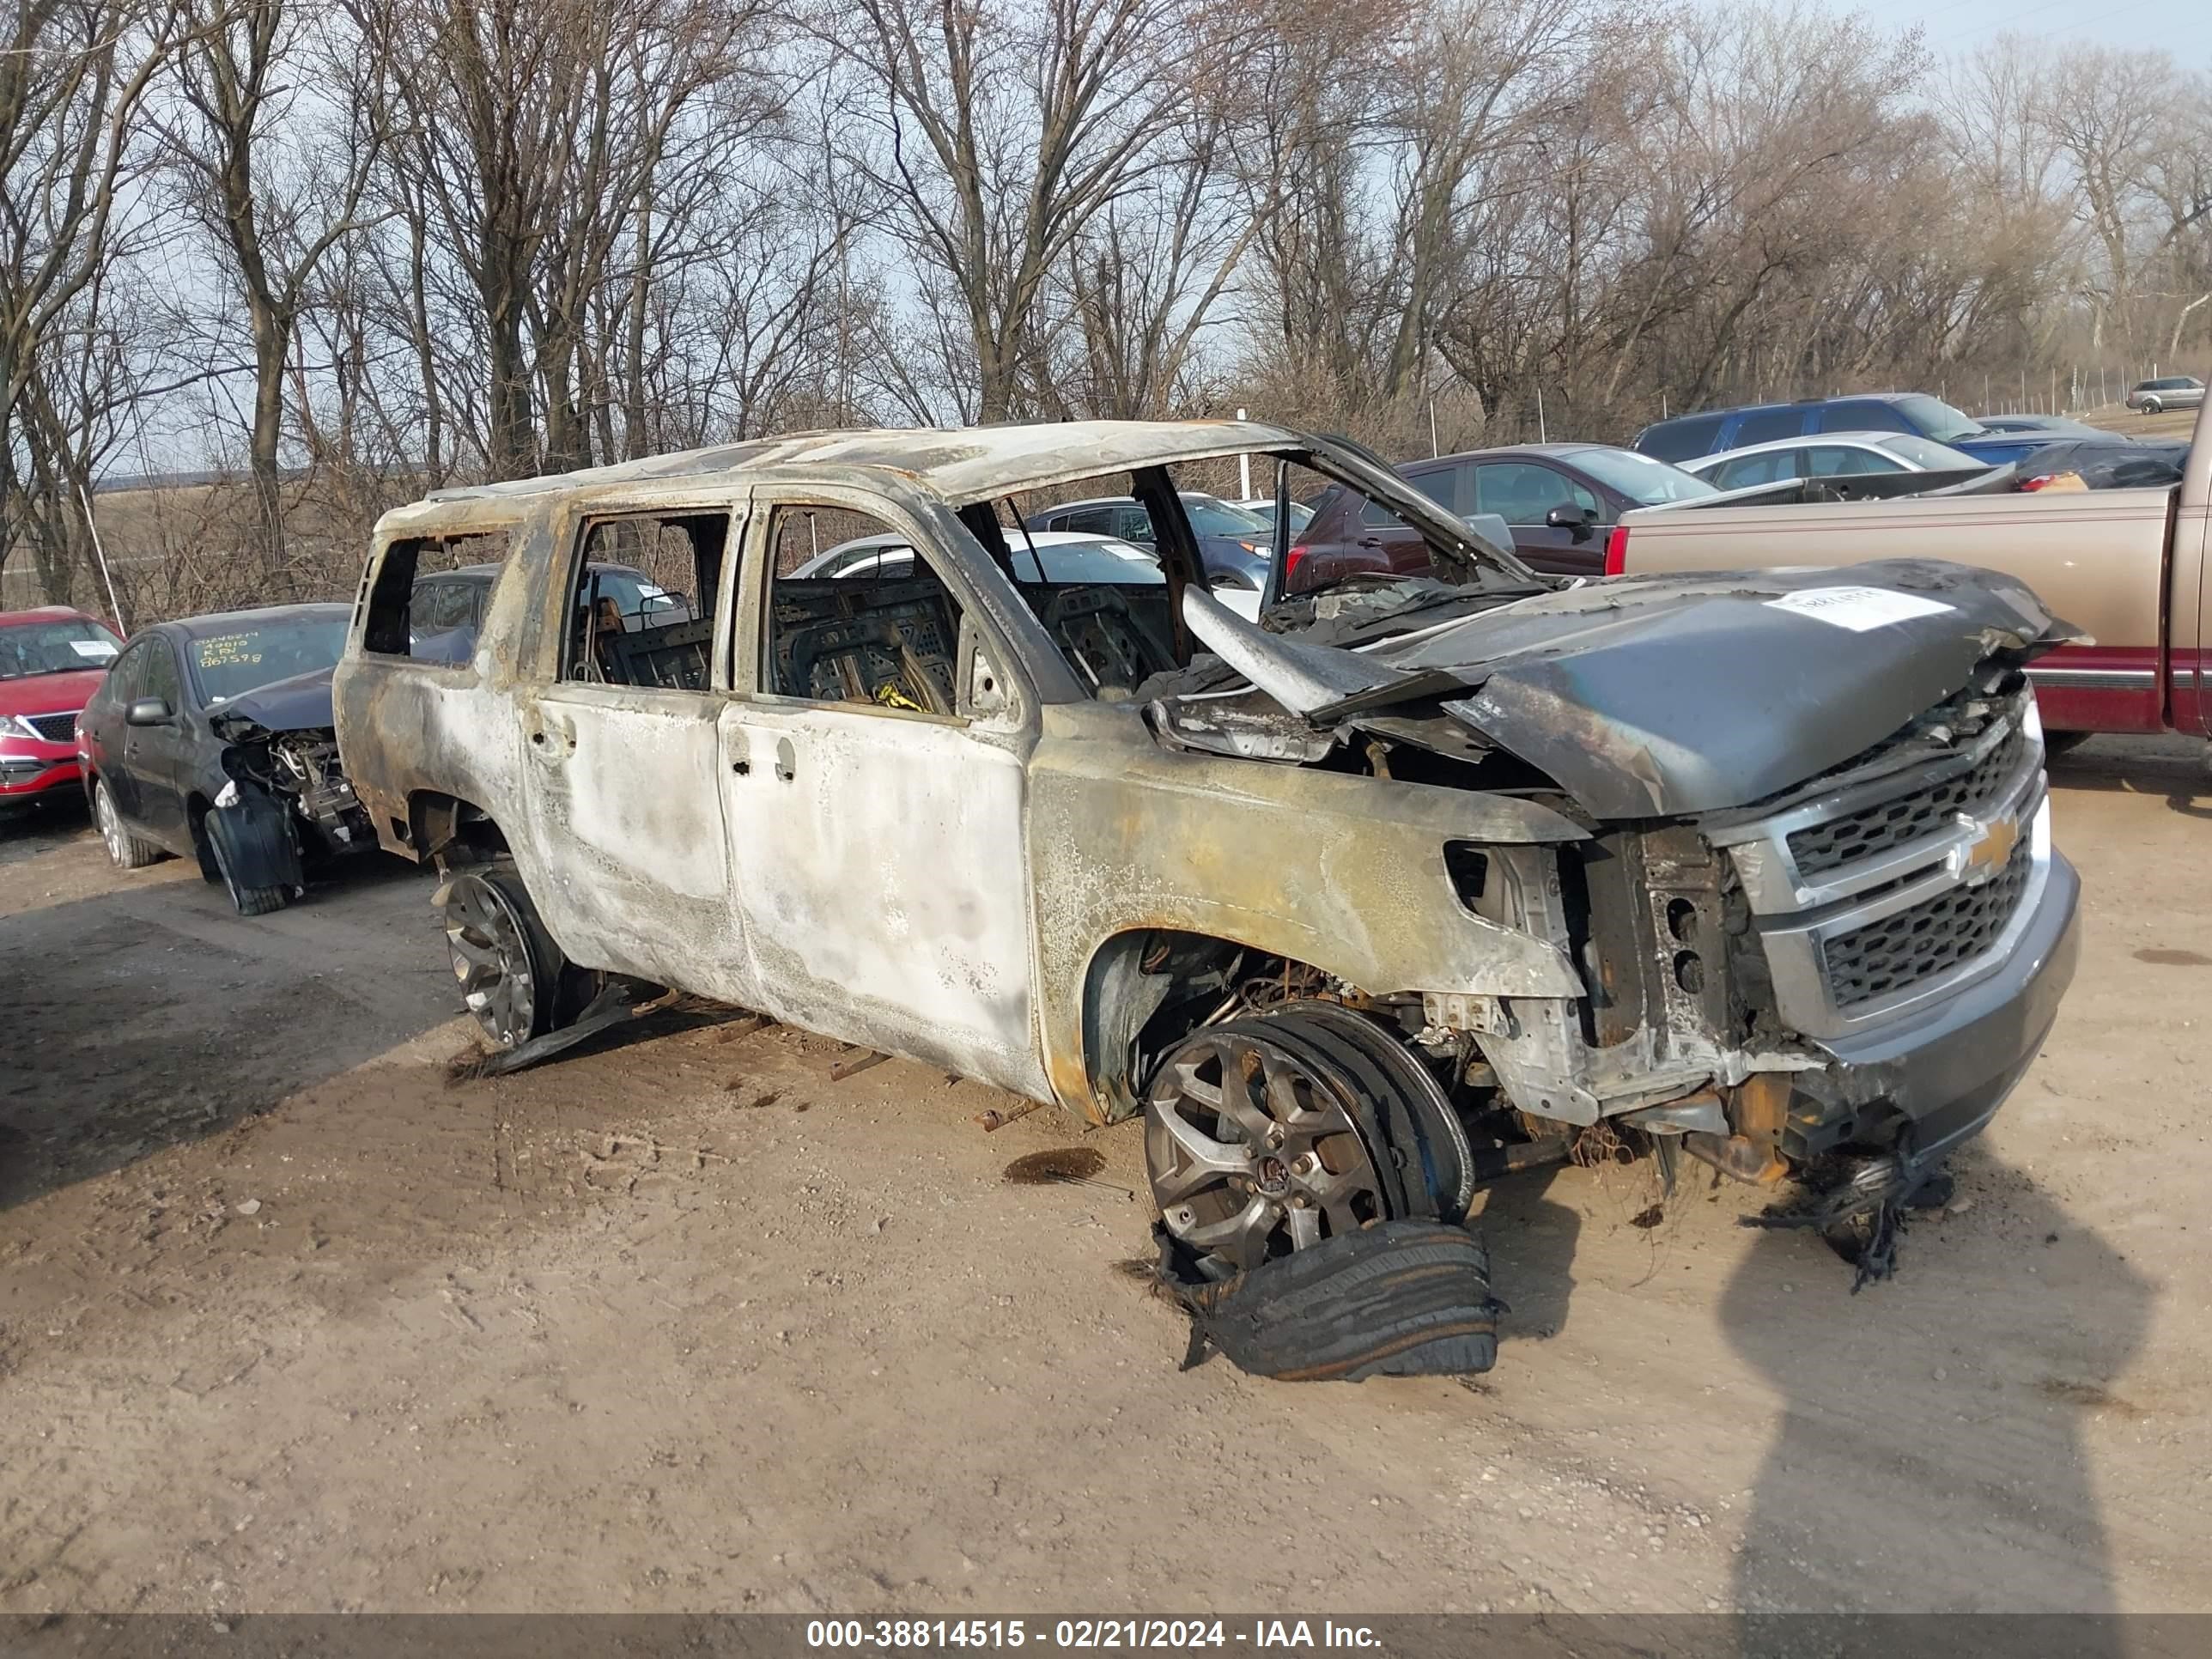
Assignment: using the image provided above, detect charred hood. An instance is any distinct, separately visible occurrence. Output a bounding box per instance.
[1170,560,2075,819]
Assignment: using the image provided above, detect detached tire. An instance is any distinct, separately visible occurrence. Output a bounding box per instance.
[204,805,295,917]
[1170,1218,1502,1382]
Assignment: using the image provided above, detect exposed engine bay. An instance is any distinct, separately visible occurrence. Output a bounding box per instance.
[222,727,373,854]
[1116,560,2077,1290]
[204,703,378,916]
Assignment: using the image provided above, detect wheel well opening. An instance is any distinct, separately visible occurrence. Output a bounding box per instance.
[1085,931,1561,1205]
[410,792,510,871]
[1080,929,1358,1123]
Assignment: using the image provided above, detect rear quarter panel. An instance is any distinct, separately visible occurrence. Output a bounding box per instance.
[332,511,544,880]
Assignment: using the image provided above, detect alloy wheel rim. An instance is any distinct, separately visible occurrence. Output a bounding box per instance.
[444,874,538,1048]
[1144,1028,1387,1276]
[96,785,125,866]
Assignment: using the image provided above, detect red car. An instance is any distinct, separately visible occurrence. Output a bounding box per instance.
[0,605,125,807]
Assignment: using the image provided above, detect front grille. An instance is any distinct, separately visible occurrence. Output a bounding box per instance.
[25,711,77,743]
[1788,725,2027,877]
[1820,836,2034,1007]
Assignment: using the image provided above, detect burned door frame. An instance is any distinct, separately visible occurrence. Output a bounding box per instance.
[515,493,763,1006]
[716,482,1051,1097]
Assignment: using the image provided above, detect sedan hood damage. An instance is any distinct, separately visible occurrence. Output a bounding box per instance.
[208,665,337,743]
[1165,560,2075,818]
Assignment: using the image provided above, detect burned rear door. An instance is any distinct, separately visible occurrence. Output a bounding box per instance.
[715,486,1047,1096]
[516,502,762,1006]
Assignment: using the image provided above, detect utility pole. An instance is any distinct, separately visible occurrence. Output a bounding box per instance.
[80,485,127,633]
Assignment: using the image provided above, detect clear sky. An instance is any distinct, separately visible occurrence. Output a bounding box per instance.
[1847,0,2212,68]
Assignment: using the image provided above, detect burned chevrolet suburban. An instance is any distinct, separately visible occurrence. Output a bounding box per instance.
[334,421,2079,1295]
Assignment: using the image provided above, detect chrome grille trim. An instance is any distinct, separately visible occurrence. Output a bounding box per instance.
[1786,724,2027,878]
[1821,833,2034,1006]
[24,711,79,743]
[1708,698,2033,915]
[1713,695,2051,1041]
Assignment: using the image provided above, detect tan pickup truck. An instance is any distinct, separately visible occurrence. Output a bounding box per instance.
[1609,398,2210,741]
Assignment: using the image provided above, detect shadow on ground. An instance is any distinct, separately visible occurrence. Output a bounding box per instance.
[2047,732,2208,817]
[1723,1156,2151,1622]
[0,793,91,866]
[0,854,452,1212]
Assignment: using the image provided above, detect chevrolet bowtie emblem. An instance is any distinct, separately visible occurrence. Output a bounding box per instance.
[1960,813,2021,884]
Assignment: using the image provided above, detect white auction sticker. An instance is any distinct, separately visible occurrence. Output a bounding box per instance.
[69,639,118,659]
[1765,586,1954,632]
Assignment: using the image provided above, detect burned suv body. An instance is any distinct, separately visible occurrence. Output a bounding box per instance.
[334,422,2078,1299]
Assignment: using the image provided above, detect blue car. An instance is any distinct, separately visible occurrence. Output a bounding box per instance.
[1633,392,2064,470]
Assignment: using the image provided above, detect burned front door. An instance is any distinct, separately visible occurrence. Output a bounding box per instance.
[716,490,1046,1096]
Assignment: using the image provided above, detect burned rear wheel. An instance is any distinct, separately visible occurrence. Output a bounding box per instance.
[442,861,559,1049]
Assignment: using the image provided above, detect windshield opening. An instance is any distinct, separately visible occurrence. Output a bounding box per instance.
[187,617,348,705]
[1571,447,1717,505]
[1181,495,1270,537]
[0,617,122,680]
[1897,395,1986,444]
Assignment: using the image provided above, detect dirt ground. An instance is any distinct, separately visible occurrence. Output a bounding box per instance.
[2,736,2209,1618]
[2079,401,2198,441]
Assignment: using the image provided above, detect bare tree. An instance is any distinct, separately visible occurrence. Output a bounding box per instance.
[1056,97,1261,419]
[153,0,389,571]
[359,0,780,479]
[825,0,1216,422]
[2035,46,2174,354]
[0,0,180,599]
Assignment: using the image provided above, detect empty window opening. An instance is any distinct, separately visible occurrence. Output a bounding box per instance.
[363,531,514,661]
[563,512,727,690]
[764,506,963,714]
[975,495,1182,701]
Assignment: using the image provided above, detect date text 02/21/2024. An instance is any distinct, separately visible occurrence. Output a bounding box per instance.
[804,1620,1382,1650]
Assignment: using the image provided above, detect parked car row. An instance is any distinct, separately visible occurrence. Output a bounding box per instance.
[1633,391,2058,467]
[1608,395,2210,747]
